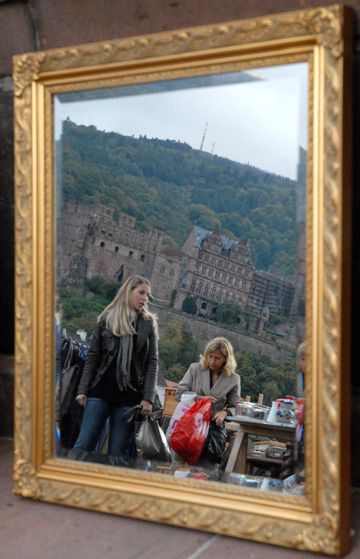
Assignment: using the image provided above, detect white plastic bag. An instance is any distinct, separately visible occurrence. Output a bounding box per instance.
[165,393,197,444]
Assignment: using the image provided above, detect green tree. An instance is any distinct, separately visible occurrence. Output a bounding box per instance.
[158,322,200,383]
[169,289,177,308]
[211,302,241,325]
[86,277,120,300]
[182,295,197,315]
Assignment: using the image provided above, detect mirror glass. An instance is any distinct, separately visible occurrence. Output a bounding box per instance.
[54,61,308,494]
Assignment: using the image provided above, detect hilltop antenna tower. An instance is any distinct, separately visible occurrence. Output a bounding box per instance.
[199,122,208,150]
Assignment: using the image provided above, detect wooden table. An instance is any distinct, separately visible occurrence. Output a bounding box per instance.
[224,416,296,475]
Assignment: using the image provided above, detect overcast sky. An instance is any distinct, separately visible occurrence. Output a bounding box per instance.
[55,62,308,180]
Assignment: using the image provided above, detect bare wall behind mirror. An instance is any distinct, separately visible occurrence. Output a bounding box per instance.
[54,62,308,490]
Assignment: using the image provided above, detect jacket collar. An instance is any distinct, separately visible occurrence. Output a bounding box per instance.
[102,314,152,353]
[136,315,152,353]
[205,367,227,394]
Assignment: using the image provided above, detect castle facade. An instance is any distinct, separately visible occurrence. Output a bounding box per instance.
[59,200,297,319]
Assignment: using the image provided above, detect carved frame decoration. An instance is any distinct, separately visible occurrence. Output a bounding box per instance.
[13,5,353,555]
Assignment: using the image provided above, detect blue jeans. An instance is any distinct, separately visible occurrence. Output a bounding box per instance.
[73,398,134,457]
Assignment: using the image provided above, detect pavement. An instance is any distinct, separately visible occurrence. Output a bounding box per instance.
[1,437,359,559]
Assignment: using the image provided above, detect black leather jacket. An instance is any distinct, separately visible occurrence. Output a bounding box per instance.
[77,316,158,404]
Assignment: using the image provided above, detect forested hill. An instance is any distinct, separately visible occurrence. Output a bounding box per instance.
[60,119,298,278]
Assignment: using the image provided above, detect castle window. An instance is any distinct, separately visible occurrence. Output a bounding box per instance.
[202,266,206,274]
[231,294,235,303]
[129,251,133,258]
[100,242,105,247]
[190,281,195,292]
[225,292,229,301]
[218,260,222,267]
[115,246,119,252]
[211,288,215,298]
[169,268,175,277]
[215,271,219,279]
[108,233,112,237]
[101,230,105,234]
[225,262,229,269]
[160,265,166,274]
[201,302,207,309]
[198,282,202,294]
[204,285,209,296]
[208,269,213,277]
[140,254,145,262]
[205,255,209,262]
[217,289,223,301]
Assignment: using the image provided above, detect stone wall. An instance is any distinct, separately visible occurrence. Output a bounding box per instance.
[154,304,301,363]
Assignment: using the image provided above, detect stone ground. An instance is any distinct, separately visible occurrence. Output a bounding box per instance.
[1,438,359,559]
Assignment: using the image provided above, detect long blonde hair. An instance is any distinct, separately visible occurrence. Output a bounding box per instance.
[98,275,158,337]
[200,337,237,377]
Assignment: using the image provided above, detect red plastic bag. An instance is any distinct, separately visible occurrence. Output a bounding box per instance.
[170,398,212,465]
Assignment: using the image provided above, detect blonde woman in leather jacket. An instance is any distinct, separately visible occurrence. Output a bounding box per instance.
[72,275,158,459]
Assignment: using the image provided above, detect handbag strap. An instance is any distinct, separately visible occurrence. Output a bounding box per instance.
[122,404,142,424]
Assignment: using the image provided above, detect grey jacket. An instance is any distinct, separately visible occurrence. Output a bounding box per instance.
[77,316,158,404]
[175,362,241,417]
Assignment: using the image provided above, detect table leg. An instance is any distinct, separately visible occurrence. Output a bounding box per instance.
[235,432,248,474]
[225,427,245,474]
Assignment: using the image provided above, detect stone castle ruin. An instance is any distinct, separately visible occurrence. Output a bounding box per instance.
[59,201,304,347]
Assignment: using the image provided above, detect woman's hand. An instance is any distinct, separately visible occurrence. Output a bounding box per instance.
[212,410,227,425]
[76,394,87,407]
[140,399,153,415]
[197,395,217,402]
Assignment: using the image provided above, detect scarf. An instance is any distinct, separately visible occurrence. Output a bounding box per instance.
[116,333,136,391]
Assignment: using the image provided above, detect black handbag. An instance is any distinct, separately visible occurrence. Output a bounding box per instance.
[135,414,171,462]
[201,421,226,463]
[58,338,82,417]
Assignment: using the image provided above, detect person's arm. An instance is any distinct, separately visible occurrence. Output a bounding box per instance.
[141,323,158,412]
[224,374,241,417]
[175,364,197,401]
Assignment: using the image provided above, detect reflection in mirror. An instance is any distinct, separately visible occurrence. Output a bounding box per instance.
[54,62,307,495]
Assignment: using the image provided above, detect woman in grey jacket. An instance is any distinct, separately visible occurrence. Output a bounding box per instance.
[175,337,240,465]
[72,275,158,458]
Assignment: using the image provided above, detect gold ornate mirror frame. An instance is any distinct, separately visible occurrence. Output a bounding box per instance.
[13,5,353,555]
